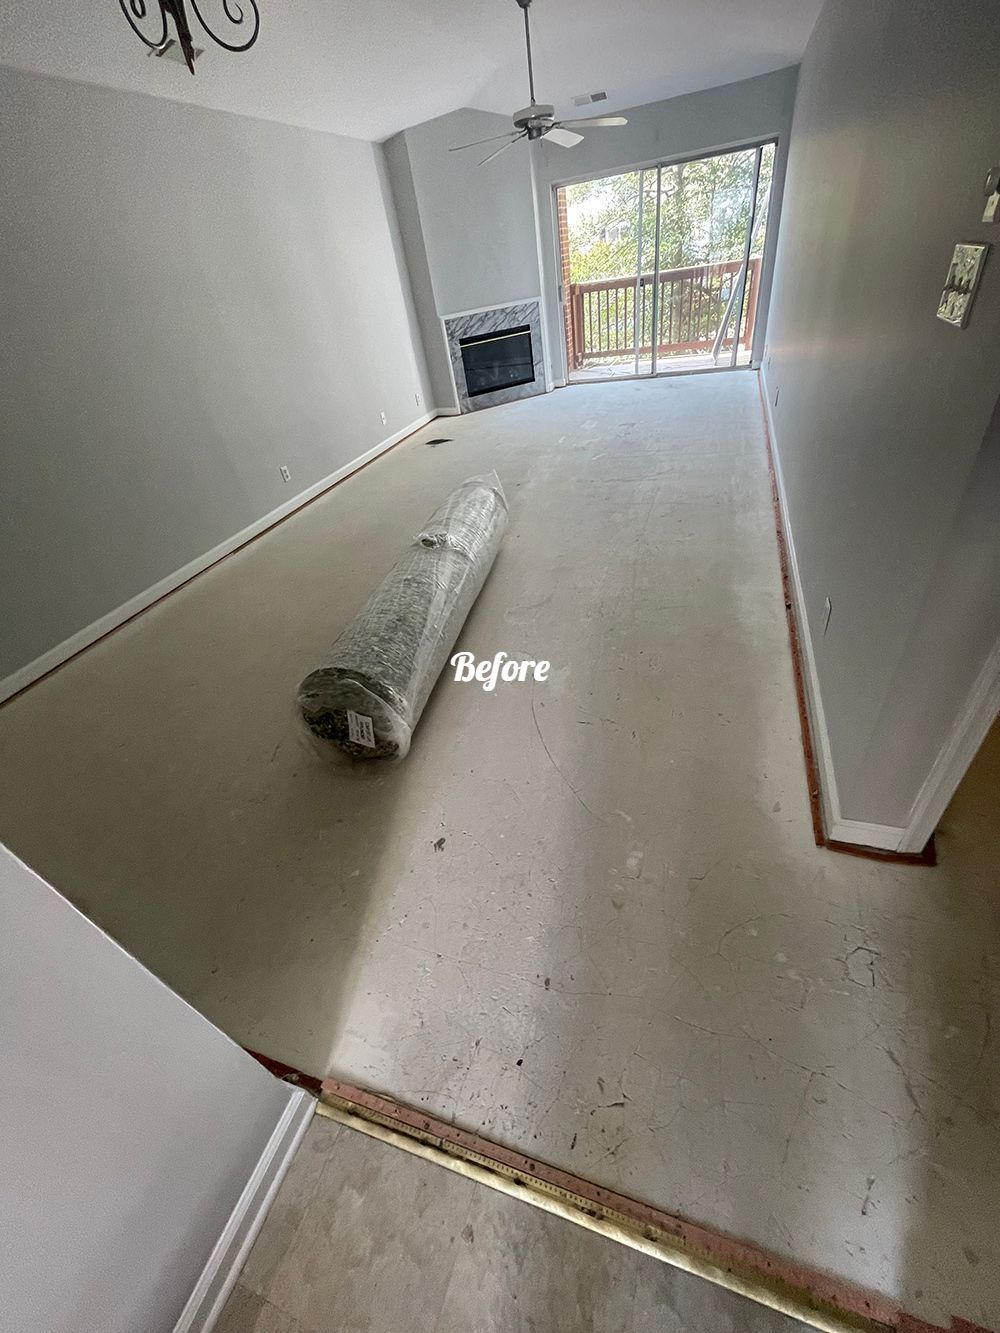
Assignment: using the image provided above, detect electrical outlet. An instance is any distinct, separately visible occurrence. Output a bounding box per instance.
[415,392,421,407]
[279,465,291,483]
[379,410,387,426]
[822,596,833,635]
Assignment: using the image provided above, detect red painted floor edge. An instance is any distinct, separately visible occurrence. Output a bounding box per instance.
[753,372,936,867]
[247,1047,324,1097]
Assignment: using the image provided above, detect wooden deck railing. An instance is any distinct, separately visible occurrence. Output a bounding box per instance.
[567,257,761,368]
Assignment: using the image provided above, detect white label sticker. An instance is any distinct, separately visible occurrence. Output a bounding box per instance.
[347,710,376,748]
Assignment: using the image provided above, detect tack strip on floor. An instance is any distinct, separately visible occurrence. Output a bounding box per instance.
[316,1076,893,1333]
[250,1043,993,1333]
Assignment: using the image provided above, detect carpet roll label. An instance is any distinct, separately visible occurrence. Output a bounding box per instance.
[347,710,376,748]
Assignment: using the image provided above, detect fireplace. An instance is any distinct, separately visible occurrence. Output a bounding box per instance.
[443,300,545,412]
[459,325,534,398]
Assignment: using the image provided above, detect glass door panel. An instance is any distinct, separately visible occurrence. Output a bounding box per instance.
[559,171,644,381]
[652,145,770,375]
[734,142,776,362]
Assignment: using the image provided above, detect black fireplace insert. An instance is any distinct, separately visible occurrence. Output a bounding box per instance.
[459,325,534,398]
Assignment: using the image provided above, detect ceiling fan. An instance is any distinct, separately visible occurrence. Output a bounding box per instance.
[450,0,628,165]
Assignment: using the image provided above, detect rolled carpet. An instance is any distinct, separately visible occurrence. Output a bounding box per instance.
[297,471,508,759]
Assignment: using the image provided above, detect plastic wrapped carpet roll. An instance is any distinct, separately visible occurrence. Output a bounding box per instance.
[297,471,508,760]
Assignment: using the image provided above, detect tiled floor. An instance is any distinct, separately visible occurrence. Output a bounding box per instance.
[0,377,996,1324]
[217,1113,810,1333]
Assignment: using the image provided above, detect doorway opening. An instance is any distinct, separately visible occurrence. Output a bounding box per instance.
[557,142,775,382]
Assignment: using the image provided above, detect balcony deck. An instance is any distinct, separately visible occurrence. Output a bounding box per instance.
[568,348,753,382]
[566,257,760,381]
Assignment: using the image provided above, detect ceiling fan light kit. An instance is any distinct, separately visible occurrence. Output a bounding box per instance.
[450,0,628,164]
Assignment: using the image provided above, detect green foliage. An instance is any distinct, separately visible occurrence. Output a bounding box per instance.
[564,147,774,285]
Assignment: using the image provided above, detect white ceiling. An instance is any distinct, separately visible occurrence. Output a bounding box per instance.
[0,0,822,142]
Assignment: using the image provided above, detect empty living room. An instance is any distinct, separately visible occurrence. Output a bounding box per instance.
[2,1,999,1330]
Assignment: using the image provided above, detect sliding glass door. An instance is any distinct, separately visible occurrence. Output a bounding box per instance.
[561,170,646,379]
[558,142,775,382]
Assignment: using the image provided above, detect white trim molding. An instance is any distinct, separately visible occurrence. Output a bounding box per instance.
[898,639,1000,854]
[760,369,908,853]
[174,1089,314,1333]
[0,413,437,705]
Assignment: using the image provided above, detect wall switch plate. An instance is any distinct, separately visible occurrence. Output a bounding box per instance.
[279,465,291,483]
[822,596,833,635]
[983,167,1000,222]
[379,410,387,426]
[937,242,989,327]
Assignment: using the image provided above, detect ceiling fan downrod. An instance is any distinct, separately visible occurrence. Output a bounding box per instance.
[448,0,628,163]
[516,0,537,106]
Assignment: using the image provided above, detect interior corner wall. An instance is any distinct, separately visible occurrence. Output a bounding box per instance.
[381,133,458,413]
[532,67,800,382]
[0,842,300,1333]
[383,107,546,404]
[763,0,1000,828]
[0,65,433,685]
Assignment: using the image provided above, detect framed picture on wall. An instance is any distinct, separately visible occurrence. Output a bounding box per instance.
[936,243,989,328]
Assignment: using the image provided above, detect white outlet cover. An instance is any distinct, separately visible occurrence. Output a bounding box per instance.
[279,465,291,482]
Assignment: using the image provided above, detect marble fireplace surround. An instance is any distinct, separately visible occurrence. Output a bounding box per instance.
[443,299,547,413]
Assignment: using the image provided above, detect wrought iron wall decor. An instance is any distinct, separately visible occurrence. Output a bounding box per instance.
[118,0,260,74]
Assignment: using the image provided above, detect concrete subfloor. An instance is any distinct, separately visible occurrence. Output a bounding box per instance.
[217,1112,810,1333]
[0,376,997,1326]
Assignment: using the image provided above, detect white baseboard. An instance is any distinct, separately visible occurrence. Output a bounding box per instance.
[826,818,906,852]
[897,638,1000,853]
[0,413,437,705]
[174,1088,314,1333]
[760,369,907,854]
[435,407,462,417]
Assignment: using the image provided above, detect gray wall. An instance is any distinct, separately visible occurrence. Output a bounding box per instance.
[534,68,800,380]
[0,66,432,681]
[0,842,297,1333]
[764,0,1000,827]
[384,107,545,411]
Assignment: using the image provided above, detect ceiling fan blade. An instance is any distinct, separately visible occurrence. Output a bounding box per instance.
[556,115,629,129]
[544,126,584,148]
[450,132,520,152]
[479,132,527,165]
